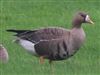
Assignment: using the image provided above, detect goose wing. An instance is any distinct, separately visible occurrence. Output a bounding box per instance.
[7,27,70,43]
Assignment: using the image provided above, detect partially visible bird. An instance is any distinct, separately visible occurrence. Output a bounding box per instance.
[6,12,94,64]
[0,44,9,63]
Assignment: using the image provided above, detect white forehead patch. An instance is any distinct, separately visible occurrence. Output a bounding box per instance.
[85,15,89,21]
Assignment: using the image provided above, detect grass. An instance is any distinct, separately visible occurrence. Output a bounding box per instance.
[0,0,100,75]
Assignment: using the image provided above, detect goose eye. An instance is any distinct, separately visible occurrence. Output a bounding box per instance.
[81,14,86,18]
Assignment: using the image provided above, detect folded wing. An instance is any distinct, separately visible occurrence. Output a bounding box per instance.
[7,28,70,43]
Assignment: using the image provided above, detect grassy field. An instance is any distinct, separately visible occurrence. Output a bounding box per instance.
[0,0,100,75]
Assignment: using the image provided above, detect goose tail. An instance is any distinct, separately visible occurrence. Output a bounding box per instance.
[6,29,28,34]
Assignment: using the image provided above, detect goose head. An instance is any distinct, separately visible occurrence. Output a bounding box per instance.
[72,12,94,28]
[0,44,9,63]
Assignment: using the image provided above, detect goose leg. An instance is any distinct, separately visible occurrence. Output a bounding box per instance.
[49,60,54,75]
[49,60,52,64]
[39,56,44,64]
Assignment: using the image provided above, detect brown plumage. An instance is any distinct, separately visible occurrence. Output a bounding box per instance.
[7,12,94,63]
[0,44,9,63]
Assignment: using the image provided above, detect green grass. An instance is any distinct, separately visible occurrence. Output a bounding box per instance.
[0,0,100,75]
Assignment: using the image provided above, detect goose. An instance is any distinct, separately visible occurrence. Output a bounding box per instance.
[7,12,94,64]
[0,44,9,63]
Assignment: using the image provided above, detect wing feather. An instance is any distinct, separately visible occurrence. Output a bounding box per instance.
[17,27,70,43]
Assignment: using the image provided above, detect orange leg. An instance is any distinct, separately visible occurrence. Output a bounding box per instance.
[39,56,45,64]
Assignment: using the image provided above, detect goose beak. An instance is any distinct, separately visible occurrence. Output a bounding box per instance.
[85,15,94,24]
[87,19,94,24]
[88,19,94,24]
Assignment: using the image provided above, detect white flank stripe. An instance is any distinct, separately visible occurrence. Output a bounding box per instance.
[19,39,38,56]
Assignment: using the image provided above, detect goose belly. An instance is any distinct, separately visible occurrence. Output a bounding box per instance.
[18,39,38,56]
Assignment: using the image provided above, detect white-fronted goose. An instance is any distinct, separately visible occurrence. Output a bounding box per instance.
[7,12,94,63]
[0,44,9,63]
